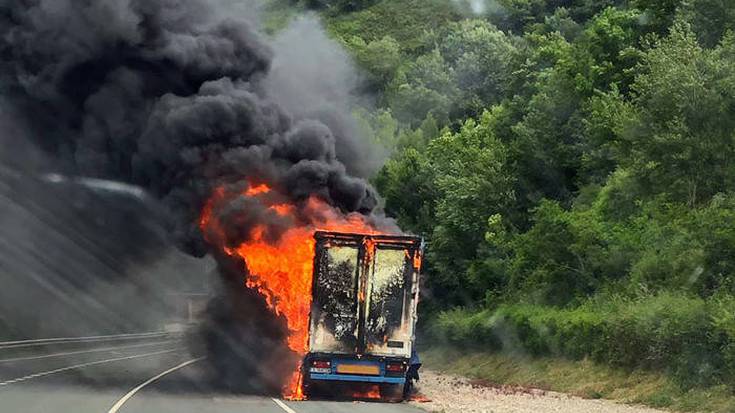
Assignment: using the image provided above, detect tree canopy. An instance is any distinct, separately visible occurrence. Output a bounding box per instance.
[283,0,735,394]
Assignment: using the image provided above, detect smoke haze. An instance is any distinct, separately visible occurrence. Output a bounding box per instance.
[450,0,506,16]
[0,0,382,394]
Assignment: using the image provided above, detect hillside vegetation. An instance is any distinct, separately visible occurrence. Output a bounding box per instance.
[284,0,735,409]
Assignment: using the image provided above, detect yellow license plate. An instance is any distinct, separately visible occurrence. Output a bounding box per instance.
[336,364,380,375]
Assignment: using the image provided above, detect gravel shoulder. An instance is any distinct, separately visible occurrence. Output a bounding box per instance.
[410,370,668,413]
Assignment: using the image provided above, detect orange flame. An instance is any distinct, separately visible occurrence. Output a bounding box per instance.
[200,182,384,399]
[245,183,271,196]
[408,393,432,403]
[351,384,382,400]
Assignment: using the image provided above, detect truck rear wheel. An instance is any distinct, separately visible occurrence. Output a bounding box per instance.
[380,383,405,402]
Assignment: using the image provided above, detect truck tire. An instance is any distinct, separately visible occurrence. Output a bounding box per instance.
[380,383,405,402]
[403,378,413,399]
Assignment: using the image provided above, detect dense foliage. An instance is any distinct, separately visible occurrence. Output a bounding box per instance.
[286,0,735,395]
[431,293,735,388]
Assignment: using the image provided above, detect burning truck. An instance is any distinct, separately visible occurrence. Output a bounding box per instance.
[2,0,421,402]
[199,183,422,401]
[304,231,423,400]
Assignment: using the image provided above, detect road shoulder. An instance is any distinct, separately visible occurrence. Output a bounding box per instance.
[411,369,667,413]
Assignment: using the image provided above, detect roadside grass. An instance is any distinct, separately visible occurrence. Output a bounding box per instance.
[421,347,735,413]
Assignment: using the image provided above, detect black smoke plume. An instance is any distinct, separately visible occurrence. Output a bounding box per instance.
[0,0,380,393]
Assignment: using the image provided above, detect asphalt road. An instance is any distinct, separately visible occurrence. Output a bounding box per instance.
[0,341,425,413]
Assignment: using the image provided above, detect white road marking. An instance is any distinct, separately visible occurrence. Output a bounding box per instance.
[0,332,171,349]
[0,348,179,386]
[272,398,298,413]
[0,340,177,363]
[106,356,205,413]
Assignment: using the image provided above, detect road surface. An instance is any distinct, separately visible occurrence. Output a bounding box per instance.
[0,339,425,413]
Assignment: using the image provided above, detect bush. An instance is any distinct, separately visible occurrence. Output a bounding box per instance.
[428,293,727,388]
[430,308,502,350]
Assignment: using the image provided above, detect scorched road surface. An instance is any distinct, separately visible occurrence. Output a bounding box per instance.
[0,343,425,413]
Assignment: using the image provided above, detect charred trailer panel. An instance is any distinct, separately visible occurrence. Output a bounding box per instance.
[304,231,422,399]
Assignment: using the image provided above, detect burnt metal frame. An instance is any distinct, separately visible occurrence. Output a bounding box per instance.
[310,231,423,357]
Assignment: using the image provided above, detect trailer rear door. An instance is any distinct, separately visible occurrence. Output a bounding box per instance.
[309,233,421,358]
[364,246,416,357]
[309,243,360,354]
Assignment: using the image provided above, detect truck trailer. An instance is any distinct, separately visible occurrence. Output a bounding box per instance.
[303,231,423,400]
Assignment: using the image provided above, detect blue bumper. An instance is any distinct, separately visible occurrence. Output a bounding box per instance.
[309,373,405,384]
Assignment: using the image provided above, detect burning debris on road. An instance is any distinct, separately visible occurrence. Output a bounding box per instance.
[0,0,397,399]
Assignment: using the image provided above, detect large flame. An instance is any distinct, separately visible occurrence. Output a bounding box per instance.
[200,182,381,399]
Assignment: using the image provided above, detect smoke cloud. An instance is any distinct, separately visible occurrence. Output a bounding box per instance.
[0,0,377,254]
[262,17,381,178]
[0,0,382,394]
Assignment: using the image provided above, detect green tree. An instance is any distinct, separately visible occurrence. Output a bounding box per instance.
[300,0,377,12]
[503,200,596,305]
[613,22,735,206]
[490,0,626,34]
[427,112,515,304]
[629,0,683,33]
[348,35,402,88]
[386,49,459,125]
[680,0,735,47]
[438,19,518,119]
[374,147,437,235]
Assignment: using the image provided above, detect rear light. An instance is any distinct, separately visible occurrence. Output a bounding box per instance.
[312,360,331,369]
[385,363,406,373]
[309,360,331,374]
